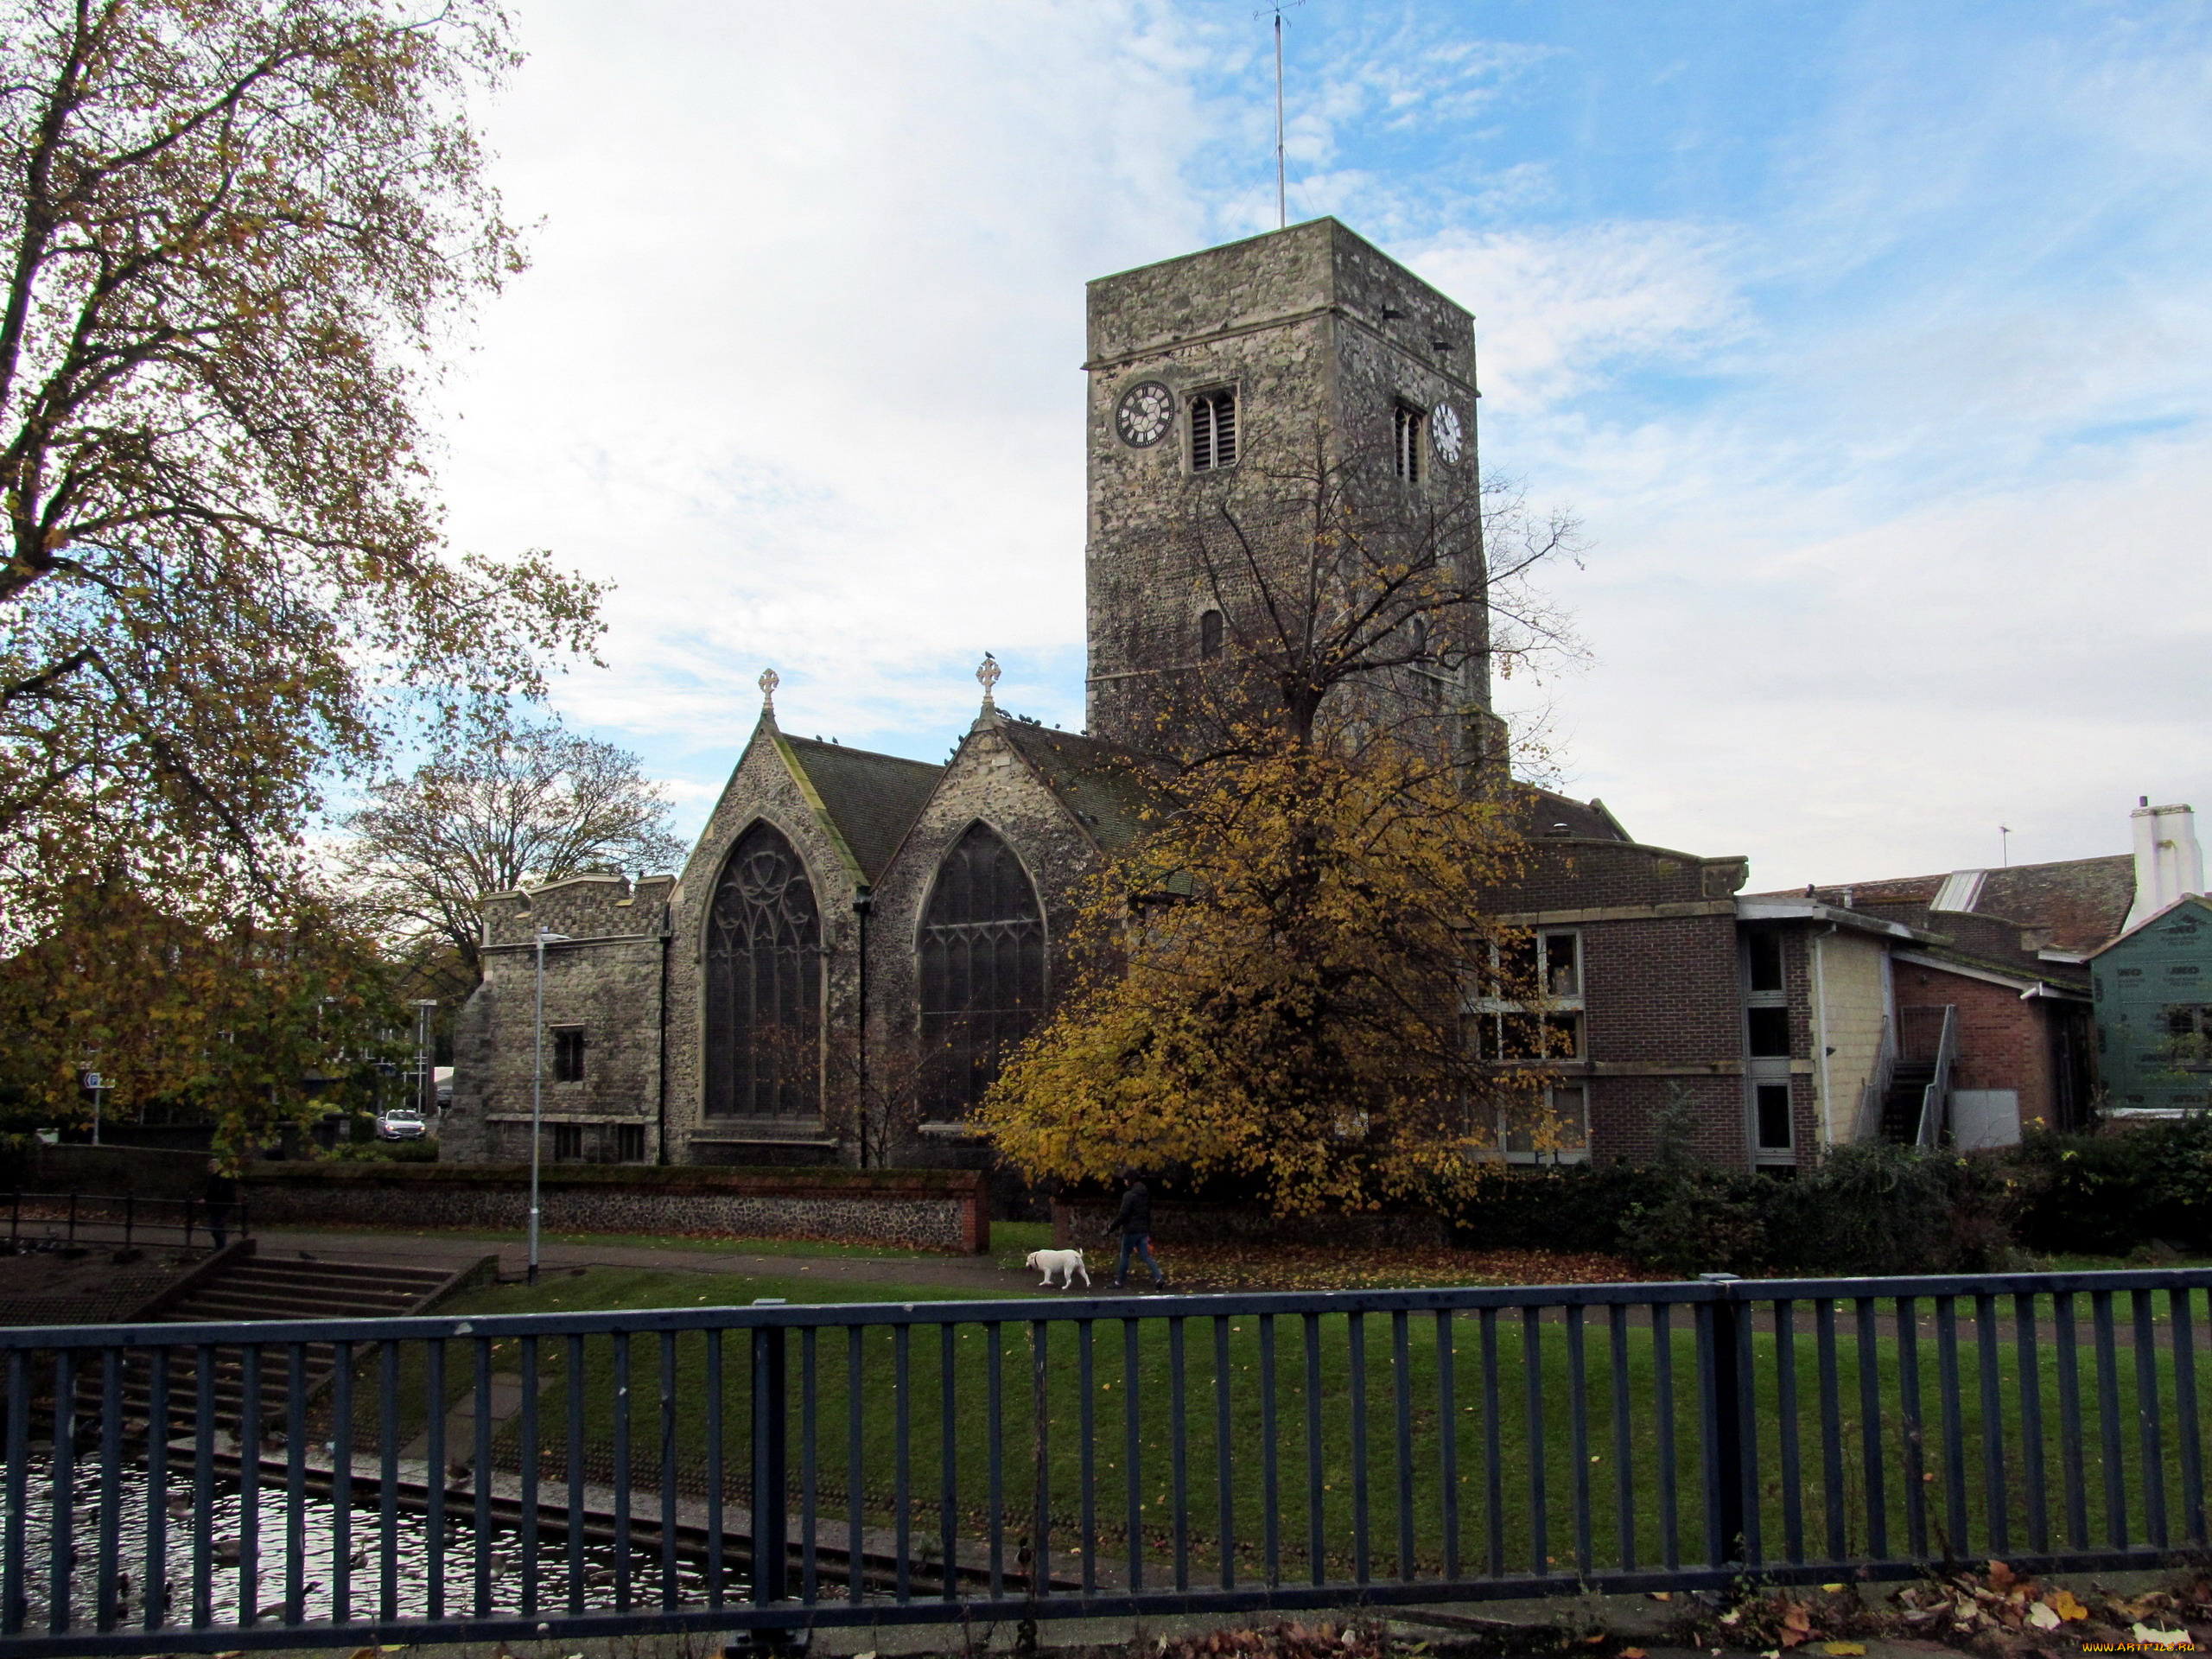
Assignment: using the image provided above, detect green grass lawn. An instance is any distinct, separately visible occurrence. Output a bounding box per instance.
[266,1220,1029,1262]
[340,1265,2211,1590]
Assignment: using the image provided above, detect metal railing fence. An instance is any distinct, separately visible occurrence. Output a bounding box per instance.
[1915,1007,1960,1149]
[3,1267,2211,1656]
[6,1192,250,1254]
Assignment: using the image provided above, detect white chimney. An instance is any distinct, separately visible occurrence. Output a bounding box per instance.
[2123,798,2206,932]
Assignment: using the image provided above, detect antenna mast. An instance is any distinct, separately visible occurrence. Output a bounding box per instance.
[1258,2,1303,229]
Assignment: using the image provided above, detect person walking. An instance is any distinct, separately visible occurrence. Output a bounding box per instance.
[201,1158,238,1250]
[1106,1171,1168,1290]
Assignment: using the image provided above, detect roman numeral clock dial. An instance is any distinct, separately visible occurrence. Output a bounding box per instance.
[1115,380,1175,448]
[1433,402,1464,464]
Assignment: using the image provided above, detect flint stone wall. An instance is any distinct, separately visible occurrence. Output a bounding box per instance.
[243,1165,989,1254]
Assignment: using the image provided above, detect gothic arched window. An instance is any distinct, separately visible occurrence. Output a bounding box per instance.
[918,823,1046,1118]
[704,822,822,1117]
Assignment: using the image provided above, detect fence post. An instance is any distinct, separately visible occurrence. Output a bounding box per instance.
[1700,1273,1748,1566]
[67,1192,76,1245]
[744,1300,793,1652]
[184,1197,195,1249]
[8,1191,16,1248]
[124,1194,133,1249]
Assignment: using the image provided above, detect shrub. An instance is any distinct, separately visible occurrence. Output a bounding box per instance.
[1446,1140,2018,1281]
[2008,1116,2212,1255]
[1770,1141,2018,1277]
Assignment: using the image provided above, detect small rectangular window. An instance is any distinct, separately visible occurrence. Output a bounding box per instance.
[1756,1083,1794,1150]
[1747,1006,1792,1057]
[1543,932,1580,998]
[1747,932,1784,993]
[553,1027,585,1083]
[551,1123,584,1162]
[1192,388,1237,472]
[1474,1012,1543,1061]
[1504,1086,1588,1162]
[1393,403,1422,481]
[613,1123,646,1163]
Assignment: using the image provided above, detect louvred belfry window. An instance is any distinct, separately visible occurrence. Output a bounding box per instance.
[918,822,1047,1118]
[704,822,823,1116]
[1191,388,1237,472]
[1393,403,1423,481]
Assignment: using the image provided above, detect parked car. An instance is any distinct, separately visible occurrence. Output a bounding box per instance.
[376,1108,428,1141]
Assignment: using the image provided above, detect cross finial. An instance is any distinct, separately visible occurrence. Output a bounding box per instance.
[758,667,779,713]
[976,652,1001,709]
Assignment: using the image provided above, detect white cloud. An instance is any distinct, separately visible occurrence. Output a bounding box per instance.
[428,2,2212,891]
[1411,223,1750,414]
[440,0,1224,801]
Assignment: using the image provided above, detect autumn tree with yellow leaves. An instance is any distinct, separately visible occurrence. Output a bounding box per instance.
[0,3,606,1139]
[0,0,600,935]
[979,429,1584,1214]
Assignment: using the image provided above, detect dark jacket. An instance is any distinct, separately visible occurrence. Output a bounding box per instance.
[1109,1181,1151,1237]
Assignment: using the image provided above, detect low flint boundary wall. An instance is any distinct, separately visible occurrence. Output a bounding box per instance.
[245,1164,990,1254]
[12,1143,211,1200]
[1052,1197,1446,1250]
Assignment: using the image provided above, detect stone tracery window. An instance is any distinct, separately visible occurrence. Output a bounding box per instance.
[918,822,1046,1118]
[704,822,822,1116]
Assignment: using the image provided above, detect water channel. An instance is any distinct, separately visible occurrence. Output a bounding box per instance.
[11,1454,724,1633]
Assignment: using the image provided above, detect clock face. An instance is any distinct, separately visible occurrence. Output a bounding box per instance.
[1115,380,1175,448]
[1432,402,1465,463]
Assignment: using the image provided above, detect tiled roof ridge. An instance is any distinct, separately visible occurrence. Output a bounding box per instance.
[779,731,945,777]
[1753,850,2134,901]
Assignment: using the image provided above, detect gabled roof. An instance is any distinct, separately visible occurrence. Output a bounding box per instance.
[775,733,944,884]
[2089,891,2212,958]
[996,719,1168,855]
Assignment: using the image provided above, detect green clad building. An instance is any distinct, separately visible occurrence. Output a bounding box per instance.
[2090,895,2212,1114]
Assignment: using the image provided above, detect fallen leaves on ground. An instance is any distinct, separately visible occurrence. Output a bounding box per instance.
[1149,1621,1395,1659]
[1692,1561,2212,1656]
[1146,1244,1646,1292]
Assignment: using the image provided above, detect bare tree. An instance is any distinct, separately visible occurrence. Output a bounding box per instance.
[338,713,686,977]
[1159,423,1582,762]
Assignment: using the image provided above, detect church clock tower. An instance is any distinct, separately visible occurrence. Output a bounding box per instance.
[1082,218,1497,766]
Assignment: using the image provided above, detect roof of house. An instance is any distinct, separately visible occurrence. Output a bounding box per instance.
[1757,853,2136,957]
[778,734,945,883]
[997,718,1168,855]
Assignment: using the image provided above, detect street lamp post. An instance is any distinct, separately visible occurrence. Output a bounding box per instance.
[412,998,438,1122]
[531,931,570,1287]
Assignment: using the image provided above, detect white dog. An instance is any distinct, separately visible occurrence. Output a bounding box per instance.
[1025,1248,1090,1288]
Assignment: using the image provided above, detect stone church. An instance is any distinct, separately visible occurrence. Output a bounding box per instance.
[444,216,1510,1174]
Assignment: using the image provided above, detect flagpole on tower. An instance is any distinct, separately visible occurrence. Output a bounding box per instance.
[1258,2,1304,230]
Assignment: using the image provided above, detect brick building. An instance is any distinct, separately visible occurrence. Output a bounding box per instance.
[1479,804,1928,1173]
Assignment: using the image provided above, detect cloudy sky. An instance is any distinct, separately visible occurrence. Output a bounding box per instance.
[435,0,2212,891]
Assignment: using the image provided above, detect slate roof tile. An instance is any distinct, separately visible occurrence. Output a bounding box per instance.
[778,734,944,883]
